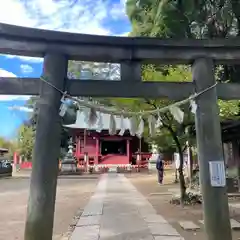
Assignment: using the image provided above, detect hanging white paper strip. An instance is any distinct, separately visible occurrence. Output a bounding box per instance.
[83,107,90,124]
[109,114,117,135]
[148,115,157,136]
[96,113,103,132]
[136,117,144,138]
[190,100,197,114]
[129,117,137,136]
[88,108,98,126]
[169,106,184,123]
[59,102,68,117]
[156,115,162,128]
[119,115,126,136]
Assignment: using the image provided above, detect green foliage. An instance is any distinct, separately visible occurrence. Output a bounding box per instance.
[0,137,17,158]
[68,61,120,80]
[17,125,35,161]
[150,128,175,152]
[0,137,12,149]
[126,0,239,39]
[219,100,240,119]
[126,0,240,84]
[125,0,240,202]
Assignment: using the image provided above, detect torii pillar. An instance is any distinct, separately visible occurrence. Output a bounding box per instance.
[24,53,68,240]
[193,58,231,240]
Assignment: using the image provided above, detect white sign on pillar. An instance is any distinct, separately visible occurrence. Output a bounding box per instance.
[209,161,226,187]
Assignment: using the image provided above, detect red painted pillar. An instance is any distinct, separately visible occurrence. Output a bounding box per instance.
[13,152,18,165]
[127,139,130,164]
[95,137,99,165]
[77,137,81,156]
[13,152,18,173]
[75,136,78,158]
[76,137,81,167]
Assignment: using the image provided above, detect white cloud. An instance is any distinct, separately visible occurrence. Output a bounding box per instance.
[110,1,127,20]
[0,0,130,63]
[0,69,16,78]
[0,68,30,101]
[4,55,43,63]
[0,1,130,104]
[0,1,37,27]
[13,0,111,35]
[8,106,33,113]
[20,64,34,74]
[0,0,120,62]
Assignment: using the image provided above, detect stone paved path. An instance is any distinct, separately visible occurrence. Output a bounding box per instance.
[70,174,184,240]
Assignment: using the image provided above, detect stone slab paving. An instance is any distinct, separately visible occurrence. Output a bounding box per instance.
[76,216,101,226]
[70,174,107,240]
[154,237,184,240]
[199,219,240,230]
[70,225,100,240]
[178,221,200,231]
[70,174,184,240]
[230,219,240,230]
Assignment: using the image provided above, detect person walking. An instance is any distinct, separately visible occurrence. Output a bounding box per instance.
[156,154,164,184]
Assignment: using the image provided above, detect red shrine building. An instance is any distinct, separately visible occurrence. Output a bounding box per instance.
[65,111,150,167]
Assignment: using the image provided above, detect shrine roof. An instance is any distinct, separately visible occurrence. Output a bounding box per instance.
[64,110,131,130]
[0,148,8,153]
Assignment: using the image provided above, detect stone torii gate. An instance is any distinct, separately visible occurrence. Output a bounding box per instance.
[0,23,239,240]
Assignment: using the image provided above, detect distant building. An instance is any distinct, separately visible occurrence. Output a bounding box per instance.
[64,111,150,166]
[0,148,8,157]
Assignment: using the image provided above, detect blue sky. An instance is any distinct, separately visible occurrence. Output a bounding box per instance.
[0,0,131,139]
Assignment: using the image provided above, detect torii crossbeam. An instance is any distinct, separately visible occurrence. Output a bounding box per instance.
[0,23,234,240]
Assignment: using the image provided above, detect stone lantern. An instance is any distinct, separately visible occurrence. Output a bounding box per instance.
[148,144,159,173]
[60,138,77,174]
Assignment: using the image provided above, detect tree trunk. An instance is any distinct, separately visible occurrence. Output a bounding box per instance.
[166,125,186,205]
[177,147,186,205]
[175,168,178,183]
[189,146,193,187]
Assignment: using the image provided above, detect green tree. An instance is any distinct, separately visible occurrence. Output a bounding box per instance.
[124,0,240,201]
[22,95,73,156]
[126,0,240,83]
[0,137,10,149]
[17,125,35,161]
[100,64,240,202]
[0,137,17,159]
[68,61,120,80]
[68,57,240,202]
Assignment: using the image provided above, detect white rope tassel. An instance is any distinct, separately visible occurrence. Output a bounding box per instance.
[59,95,68,117]
[169,106,184,123]
[109,114,117,135]
[136,117,144,138]
[129,117,137,136]
[148,115,156,136]
[59,102,67,117]
[83,107,90,124]
[119,115,125,136]
[190,100,197,114]
[88,107,98,126]
[156,115,162,128]
[96,113,103,132]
